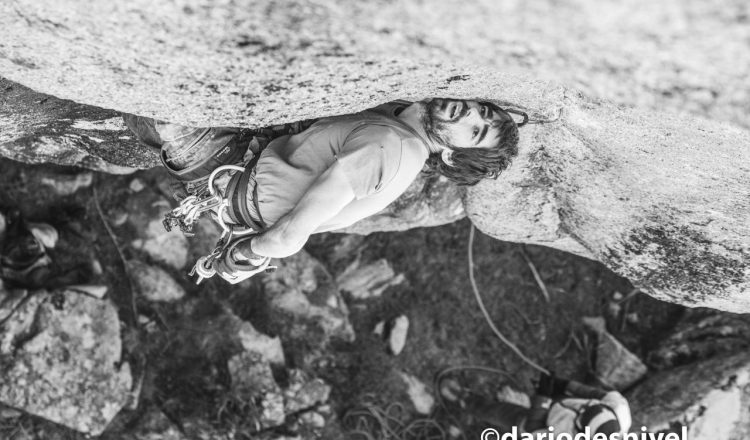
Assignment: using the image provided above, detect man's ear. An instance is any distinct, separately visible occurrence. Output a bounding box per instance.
[441,149,455,167]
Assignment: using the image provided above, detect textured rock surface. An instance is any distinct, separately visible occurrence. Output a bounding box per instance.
[125,191,189,270]
[130,408,186,440]
[0,289,132,435]
[335,258,405,300]
[1,0,748,311]
[464,88,750,312]
[39,170,93,196]
[128,260,186,302]
[228,351,286,428]
[583,317,648,390]
[398,372,435,415]
[628,351,750,440]
[236,319,286,366]
[0,78,152,173]
[388,315,410,356]
[1,0,748,128]
[648,311,750,370]
[283,369,331,414]
[262,250,355,348]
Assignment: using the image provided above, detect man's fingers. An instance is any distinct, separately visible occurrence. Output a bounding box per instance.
[232,237,261,260]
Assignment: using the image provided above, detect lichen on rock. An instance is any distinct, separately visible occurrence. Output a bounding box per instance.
[0,289,132,435]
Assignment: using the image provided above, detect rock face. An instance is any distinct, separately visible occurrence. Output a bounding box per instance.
[0,288,132,435]
[0,1,748,312]
[0,78,153,173]
[628,351,750,440]
[1,0,747,129]
[464,89,750,313]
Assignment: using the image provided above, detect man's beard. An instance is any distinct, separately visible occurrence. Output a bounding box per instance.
[421,100,453,148]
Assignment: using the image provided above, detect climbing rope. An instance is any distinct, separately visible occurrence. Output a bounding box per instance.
[342,395,446,440]
[467,224,549,375]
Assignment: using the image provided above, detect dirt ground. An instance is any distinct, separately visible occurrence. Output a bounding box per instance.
[0,158,688,439]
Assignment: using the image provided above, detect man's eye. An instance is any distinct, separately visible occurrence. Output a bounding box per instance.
[473,128,479,138]
[481,105,488,118]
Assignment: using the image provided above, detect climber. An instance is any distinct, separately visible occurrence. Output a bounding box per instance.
[454,372,632,436]
[124,98,522,283]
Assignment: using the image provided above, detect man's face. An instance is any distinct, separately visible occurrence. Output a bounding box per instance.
[422,98,513,150]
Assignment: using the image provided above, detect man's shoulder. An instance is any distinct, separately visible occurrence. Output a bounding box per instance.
[348,122,428,160]
[351,121,407,142]
[368,100,412,118]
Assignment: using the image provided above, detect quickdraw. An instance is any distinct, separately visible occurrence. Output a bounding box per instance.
[164,165,275,284]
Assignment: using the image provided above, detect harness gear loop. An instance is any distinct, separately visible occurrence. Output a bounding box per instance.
[163,164,249,234]
[179,163,272,285]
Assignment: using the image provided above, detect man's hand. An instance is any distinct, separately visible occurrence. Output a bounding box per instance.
[212,236,273,284]
[231,237,267,266]
[246,162,356,258]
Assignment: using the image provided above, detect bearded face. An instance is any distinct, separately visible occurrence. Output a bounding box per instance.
[421,98,513,151]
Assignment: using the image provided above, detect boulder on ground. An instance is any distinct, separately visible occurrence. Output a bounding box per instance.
[583,316,648,390]
[236,319,286,367]
[628,351,750,440]
[129,177,146,193]
[228,351,285,429]
[68,284,108,299]
[262,250,355,350]
[39,170,93,196]
[397,372,435,415]
[336,259,406,300]
[388,315,410,356]
[0,289,132,435]
[496,385,531,408]
[28,222,58,249]
[128,260,186,302]
[648,310,750,370]
[131,407,186,440]
[283,369,331,414]
[298,410,326,429]
[126,191,188,270]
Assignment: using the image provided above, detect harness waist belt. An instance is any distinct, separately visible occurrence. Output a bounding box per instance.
[225,153,266,231]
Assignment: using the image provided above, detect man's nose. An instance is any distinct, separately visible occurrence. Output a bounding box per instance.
[465,108,482,123]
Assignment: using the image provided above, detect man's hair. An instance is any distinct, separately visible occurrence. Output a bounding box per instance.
[423,101,520,186]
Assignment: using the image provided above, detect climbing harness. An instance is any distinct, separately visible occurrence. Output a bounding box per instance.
[165,164,275,284]
[157,120,318,285]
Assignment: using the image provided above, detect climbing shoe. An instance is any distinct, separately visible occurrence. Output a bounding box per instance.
[0,210,53,288]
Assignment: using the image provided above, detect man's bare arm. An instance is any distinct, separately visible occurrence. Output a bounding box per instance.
[241,162,356,258]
